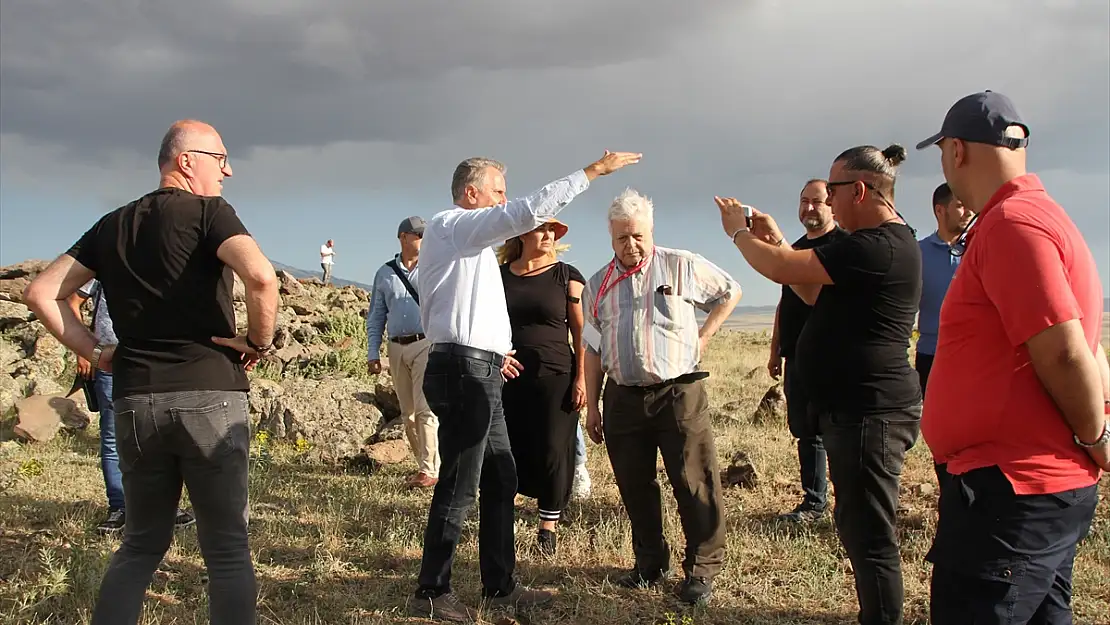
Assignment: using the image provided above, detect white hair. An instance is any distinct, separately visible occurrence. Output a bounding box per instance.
[607,188,654,225]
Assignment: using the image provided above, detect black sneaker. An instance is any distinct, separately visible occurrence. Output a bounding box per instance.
[97,508,125,533]
[675,576,713,606]
[407,592,479,623]
[613,566,670,589]
[174,509,196,528]
[537,529,557,556]
[776,504,826,524]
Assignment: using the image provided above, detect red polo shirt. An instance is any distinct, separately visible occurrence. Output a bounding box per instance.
[921,173,1104,495]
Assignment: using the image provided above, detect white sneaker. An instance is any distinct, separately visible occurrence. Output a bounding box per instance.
[571,464,592,500]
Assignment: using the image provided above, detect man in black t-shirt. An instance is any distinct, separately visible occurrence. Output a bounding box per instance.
[23,119,279,625]
[768,179,847,524]
[718,143,922,625]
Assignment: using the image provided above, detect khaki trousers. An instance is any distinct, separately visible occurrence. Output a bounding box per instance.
[388,338,440,477]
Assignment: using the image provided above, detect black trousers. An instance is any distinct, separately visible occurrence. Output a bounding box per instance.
[927,465,1099,625]
[820,405,921,625]
[416,348,518,599]
[784,357,828,512]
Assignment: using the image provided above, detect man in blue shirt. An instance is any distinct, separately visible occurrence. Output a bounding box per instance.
[916,182,974,393]
[67,280,196,533]
[367,216,439,488]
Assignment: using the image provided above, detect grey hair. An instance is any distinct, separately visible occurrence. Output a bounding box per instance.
[833,143,907,194]
[451,157,506,203]
[157,123,192,170]
[607,188,654,224]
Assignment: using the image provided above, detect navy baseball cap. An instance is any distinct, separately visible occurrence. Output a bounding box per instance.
[397,216,425,237]
[915,90,1030,151]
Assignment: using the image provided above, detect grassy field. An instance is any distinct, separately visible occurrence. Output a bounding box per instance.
[1,330,1108,625]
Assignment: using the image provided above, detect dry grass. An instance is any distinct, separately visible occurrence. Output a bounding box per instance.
[1,330,1108,625]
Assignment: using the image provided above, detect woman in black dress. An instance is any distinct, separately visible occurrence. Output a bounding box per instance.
[496,218,587,556]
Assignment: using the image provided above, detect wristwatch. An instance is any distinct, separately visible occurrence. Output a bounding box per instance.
[1074,401,1110,448]
[246,335,273,355]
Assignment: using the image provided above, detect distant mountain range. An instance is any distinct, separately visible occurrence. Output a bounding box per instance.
[270,260,1110,316]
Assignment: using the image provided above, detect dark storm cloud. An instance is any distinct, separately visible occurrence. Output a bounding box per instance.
[0,0,734,155]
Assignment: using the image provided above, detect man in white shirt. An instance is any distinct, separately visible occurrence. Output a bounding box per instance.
[409,150,641,622]
[320,239,335,284]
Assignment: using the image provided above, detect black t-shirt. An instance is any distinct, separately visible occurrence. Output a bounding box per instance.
[778,227,849,359]
[66,187,252,398]
[500,261,584,379]
[795,222,922,415]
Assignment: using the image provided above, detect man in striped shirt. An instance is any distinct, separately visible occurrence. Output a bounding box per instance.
[582,188,741,607]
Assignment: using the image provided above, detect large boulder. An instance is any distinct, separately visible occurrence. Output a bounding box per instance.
[12,394,90,443]
[248,377,385,463]
[0,260,49,303]
[0,300,33,332]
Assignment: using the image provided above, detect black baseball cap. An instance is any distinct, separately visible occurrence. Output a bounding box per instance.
[397,216,425,237]
[916,90,1030,151]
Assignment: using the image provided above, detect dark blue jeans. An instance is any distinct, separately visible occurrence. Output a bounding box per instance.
[94,371,125,511]
[91,390,255,625]
[784,357,827,512]
[927,465,1099,625]
[416,348,518,599]
[820,405,921,625]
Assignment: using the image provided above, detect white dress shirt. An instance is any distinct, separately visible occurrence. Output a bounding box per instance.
[419,169,590,355]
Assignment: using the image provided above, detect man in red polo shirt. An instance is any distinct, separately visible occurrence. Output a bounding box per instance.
[917,91,1110,624]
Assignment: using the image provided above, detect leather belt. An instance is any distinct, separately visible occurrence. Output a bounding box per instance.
[430,342,504,367]
[390,333,425,345]
[617,370,709,392]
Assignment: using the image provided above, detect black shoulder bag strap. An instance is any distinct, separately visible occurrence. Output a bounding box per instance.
[387,259,419,305]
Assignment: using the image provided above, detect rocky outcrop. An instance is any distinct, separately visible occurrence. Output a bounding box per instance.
[0,261,399,465]
[248,377,385,463]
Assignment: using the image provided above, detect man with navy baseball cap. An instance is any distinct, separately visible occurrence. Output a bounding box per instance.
[918,91,1108,623]
[915,90,1030,151]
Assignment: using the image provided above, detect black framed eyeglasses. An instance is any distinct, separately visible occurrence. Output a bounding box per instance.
[187,150,229,168]
[827,179,917,238]
[949,213,979,258]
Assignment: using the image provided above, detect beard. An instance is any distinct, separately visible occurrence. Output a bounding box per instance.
[802,214,828,231]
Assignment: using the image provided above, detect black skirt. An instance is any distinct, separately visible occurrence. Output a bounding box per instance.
[502,372,578,513]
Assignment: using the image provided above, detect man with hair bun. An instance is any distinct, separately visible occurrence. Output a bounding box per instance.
[716,143,922,625]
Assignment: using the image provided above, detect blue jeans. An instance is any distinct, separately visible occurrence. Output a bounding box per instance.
[94,372,126,511]
[784,358,827,511]
[575,423,586,466]
[92,390,255,625]
[416,346,518,599]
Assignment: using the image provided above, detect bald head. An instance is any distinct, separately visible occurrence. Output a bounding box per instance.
[156,119,232,196]
[158,120,218,170]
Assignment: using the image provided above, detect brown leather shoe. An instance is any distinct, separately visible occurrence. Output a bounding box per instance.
[408,592,478,622]
[409,472,439,488]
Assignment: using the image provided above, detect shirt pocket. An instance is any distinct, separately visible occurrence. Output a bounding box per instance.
[653,292,692,331]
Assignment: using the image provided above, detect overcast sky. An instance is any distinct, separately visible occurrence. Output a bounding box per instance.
[1,0,1107,306]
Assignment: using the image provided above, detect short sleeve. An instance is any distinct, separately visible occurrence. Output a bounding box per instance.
[204,198,250,256]
[978,218,1082,347]
[813,231,890,288]
[566,264,586,285]
[65,216,108,273]
[684,254,739,306]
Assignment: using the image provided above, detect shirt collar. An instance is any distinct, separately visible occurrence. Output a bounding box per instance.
[965,173,1043,248]
[978,173,1045,220]
[613,247,657,273]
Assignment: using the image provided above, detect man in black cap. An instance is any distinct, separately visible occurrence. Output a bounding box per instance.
[366,216,440,489]
[918,91,1109,624]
